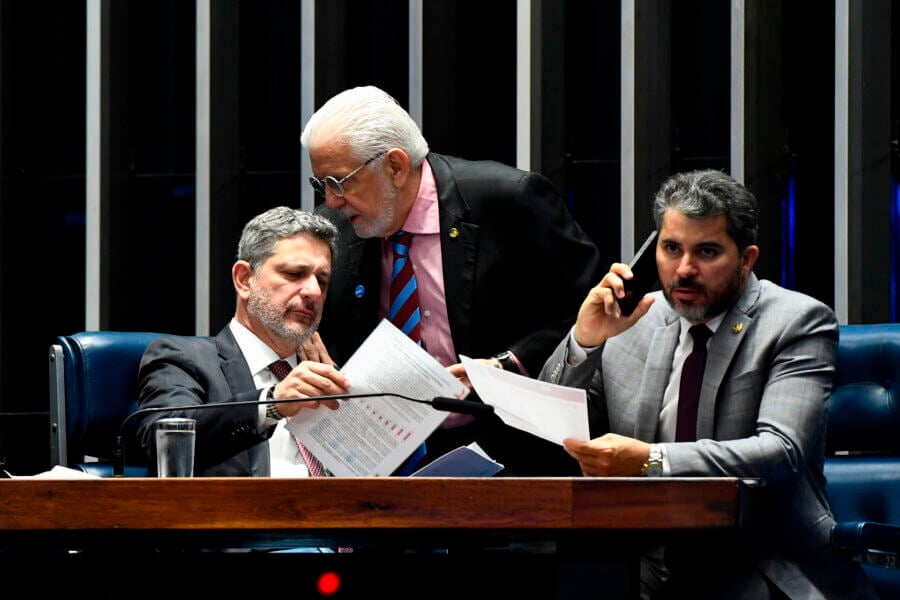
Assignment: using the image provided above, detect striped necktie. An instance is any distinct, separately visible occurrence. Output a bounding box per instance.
[269,359,326,477]
[389,231,423,346]
[388,230,428,474]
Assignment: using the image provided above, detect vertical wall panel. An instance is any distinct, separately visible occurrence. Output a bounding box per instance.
[846,0,893,323]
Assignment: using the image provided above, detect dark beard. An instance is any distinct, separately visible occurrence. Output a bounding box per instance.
[664,265,744,323]
[247,280,318,346]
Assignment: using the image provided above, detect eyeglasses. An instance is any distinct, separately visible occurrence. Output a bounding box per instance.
[308,151,386,197]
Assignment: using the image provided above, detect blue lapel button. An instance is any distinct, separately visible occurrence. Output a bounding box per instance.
[354,285,365,298]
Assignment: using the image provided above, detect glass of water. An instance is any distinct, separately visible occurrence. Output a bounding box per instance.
[155,417,196,477]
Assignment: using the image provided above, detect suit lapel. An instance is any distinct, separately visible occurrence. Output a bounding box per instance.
[695,274,760,440]
[214,325,269,475]
[634,318,680,440]
[428,154,477,356]
[215,326,255,398]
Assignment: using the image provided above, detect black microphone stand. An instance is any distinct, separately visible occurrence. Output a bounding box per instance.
[114,392,492,476]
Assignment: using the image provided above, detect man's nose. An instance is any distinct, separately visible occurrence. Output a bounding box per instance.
[676,254,698,277]
[324,189,344,209]
[302,276,323,298]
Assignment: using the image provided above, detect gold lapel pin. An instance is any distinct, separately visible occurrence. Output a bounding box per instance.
[732,323,743,333]
[449,227,459,238]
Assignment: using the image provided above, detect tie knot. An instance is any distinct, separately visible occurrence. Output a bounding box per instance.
[689,324,712,347]
[269,359,292,381]
[392,230,412,247]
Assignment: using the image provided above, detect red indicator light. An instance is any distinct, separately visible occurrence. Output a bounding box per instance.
[317,571,341,596]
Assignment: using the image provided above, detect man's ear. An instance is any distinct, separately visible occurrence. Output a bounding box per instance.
[384,148,410,188]
[741,245,760,274]
[233,260,253,300]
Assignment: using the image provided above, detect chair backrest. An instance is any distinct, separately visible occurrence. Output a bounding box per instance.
[826,323,900,595]
[49,331,165,476]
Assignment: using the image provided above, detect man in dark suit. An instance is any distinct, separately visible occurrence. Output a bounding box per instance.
[300,85,601,475]
[136,207,348,476]
[541,170,876,598]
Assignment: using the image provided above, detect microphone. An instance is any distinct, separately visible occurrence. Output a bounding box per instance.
[114,392,493,477]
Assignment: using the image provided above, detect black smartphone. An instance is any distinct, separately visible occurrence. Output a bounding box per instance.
[617,230,660,316]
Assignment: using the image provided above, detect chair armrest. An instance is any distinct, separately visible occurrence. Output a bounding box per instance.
[832,521,900,568]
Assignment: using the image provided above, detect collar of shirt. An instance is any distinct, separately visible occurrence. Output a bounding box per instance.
[658,312,727,441]
[228,318,297,387]
[676,313,725,350]
[379,159,456,367]
[393,157,440,235]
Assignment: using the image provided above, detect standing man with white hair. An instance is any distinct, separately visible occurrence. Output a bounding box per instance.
[301,85,601,475]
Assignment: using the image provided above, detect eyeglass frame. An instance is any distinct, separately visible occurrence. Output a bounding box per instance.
[308,150,387,198]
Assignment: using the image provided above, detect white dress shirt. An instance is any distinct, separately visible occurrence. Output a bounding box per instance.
[228,319,309,477]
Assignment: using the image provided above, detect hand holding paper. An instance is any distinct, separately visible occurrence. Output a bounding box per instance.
[460,355,590,445]
[286,320,469,476]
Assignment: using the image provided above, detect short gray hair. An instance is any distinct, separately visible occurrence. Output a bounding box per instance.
[237,206,338,271]
[652,169,758,250]
[300,85,429,167]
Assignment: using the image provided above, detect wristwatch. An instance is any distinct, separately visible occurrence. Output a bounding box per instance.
[493,351,517,372]
[641,444,663,477]
[266,386,284,420]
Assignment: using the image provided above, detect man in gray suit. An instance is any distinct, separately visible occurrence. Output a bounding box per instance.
[540,170,876,598]
[137,207,347,476]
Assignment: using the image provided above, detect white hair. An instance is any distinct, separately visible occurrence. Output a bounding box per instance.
[300,86,429,166]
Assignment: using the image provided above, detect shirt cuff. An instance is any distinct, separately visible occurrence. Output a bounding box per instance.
[566,328,600,366]
[658,444,671,476]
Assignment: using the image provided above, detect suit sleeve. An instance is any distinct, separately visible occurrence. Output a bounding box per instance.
[494,172,601,375]
[664,301,838,485]
[136,337,271,472]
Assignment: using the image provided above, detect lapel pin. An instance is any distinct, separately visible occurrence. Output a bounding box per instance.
[732,323,743,333]
[449,227,459,238]
[354,285,365,298]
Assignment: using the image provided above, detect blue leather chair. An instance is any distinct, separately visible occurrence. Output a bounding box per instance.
[49,331,165,477]
[826,323,900,597]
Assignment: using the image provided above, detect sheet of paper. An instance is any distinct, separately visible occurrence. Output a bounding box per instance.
[460,355,590,445]
[9,465,101,479]
[286,319,469,476]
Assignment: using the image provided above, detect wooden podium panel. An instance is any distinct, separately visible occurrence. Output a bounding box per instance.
[0,477,757,599]
[0,476,752,546]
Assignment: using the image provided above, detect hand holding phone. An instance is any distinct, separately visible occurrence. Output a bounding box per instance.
[617,231,660,316]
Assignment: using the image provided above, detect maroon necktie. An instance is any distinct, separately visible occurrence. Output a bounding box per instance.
[675,325,713,442]
[269,359,326,477]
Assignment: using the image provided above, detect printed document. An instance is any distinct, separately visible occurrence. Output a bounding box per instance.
[460,355,590,445]
[286,319,469,476]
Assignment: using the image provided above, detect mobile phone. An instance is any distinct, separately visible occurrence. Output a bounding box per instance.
[617,230,660,316]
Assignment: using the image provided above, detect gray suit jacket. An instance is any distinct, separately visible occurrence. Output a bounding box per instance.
[541,274,873,598]
[137,326,273,476]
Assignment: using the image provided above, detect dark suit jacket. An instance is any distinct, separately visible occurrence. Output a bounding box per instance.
[316,153,601,475]
[137,325,273,476]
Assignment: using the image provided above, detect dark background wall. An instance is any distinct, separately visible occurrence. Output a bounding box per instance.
[1,0,898,475]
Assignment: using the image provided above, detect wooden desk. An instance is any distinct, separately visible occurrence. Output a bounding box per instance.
[0,477,758,598]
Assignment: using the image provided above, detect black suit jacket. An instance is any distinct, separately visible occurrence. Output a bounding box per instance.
[137,325,274,476]
[316,153,601,475]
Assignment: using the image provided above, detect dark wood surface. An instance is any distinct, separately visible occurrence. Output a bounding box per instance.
[1,476,751,533]
[0,477,758,599]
